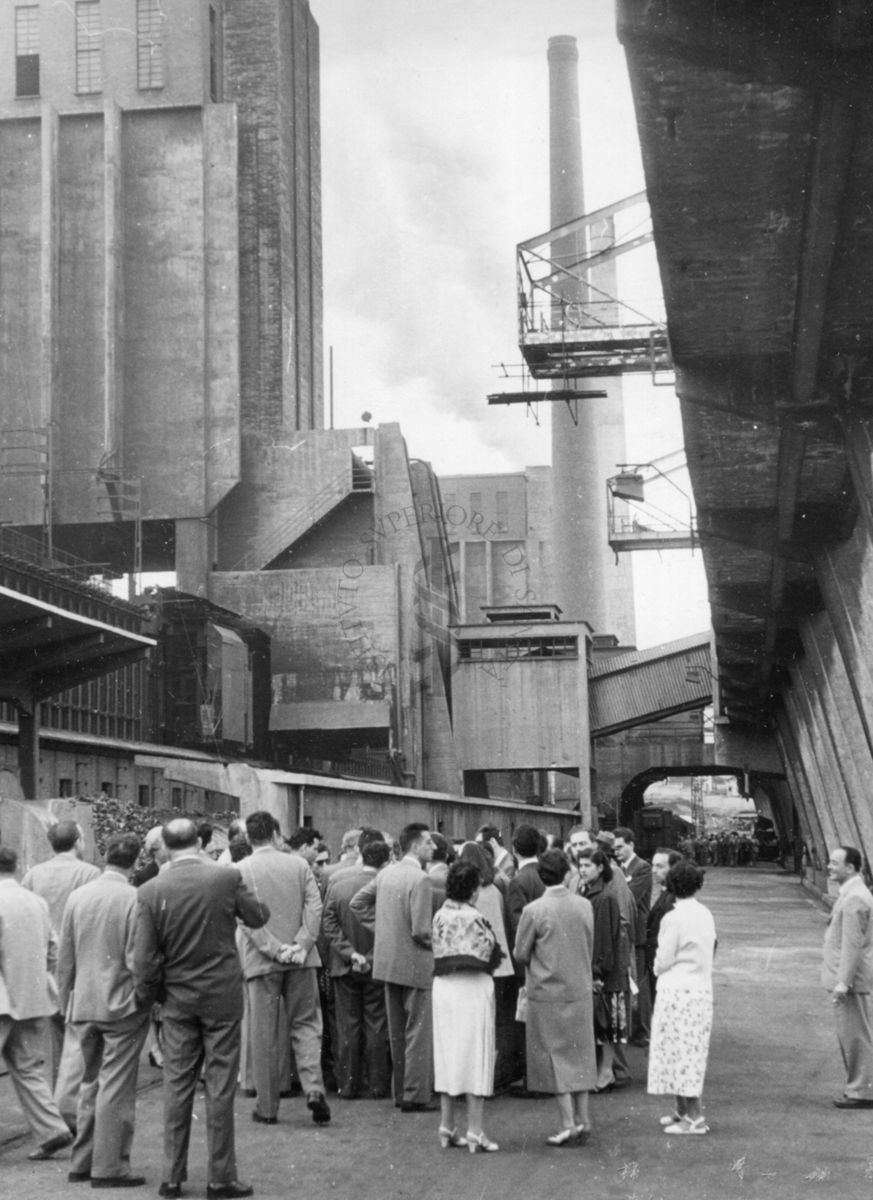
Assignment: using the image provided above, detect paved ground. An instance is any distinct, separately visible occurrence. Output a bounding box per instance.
[2,866,871,1200]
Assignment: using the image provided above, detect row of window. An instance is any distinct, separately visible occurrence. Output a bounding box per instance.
[14,0,165,98]
[458,636,579,662]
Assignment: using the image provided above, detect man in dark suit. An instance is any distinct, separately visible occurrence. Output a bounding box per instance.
[322,840,391,1099]
[57,832,149,1187]
[505,824,546,1094]
[133,818,269,1200]
[350,822,435,1111]
[645,848,683,1006]
[614,827,654,1046]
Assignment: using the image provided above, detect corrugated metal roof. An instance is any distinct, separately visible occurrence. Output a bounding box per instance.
[590,633,713,736]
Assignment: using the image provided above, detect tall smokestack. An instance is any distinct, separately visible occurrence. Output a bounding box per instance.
[547,35,635,643]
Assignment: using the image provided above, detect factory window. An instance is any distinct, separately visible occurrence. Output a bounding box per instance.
[136,0,164,90]
[459,635,578,662]
[58,778,74,798]
[15,6,40,97]
[470,491,483,516]
[138,784,151,807]
[496,490,509,532]
[75,0,102,95]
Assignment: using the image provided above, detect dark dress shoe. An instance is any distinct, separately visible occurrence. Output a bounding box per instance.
[306,1091,331,1124]
[92,1176,146,1188]
[251,1112,277,1125]
[206,1183,254,1199]
[28,1132,73,1160]
[834,1096,873,1108]
[399,1101,438,1113]
[69,1172,91,1183]
[158,1184,183,1199]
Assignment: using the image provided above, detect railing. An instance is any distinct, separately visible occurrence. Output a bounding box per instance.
[0,525,112,592]
[229,460,362,572]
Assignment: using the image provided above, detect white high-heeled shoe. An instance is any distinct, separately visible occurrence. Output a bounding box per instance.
[466,1130,499,1153]
[438,1126,467,1149]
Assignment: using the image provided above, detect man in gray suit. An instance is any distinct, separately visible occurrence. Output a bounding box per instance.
[133,818,269,1200]
[823,845,873,1108]
[350,822,436,1111]
[57,832,149,1187]
[22,819,100,1126]
[235,810,330,1127]
[0,846,73,1161]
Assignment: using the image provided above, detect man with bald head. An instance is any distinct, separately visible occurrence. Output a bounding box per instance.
[133,819,270,1199]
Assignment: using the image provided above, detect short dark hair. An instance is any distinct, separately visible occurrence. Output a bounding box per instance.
[476,824,502,845]
[229,835,252,863]
[196,821,213,849]
[105,833,141,870]
[578,845,613,883]
[613,826,634,844]
[512,824,544,858]
[652,847,685,868]
[246,811,279,844]
[446,859,480,903]
[47,820,80,853]
[358,826,385,850]
[162,818,199,851]
[840,846,863,873]
[430,832,454,865]
[362,840,390,870]
[399,823,429,854]
[459,840,494,887]
[0,846,17,874]
[537,848,570,887]
[666,860,705,898]
[288,827,319,849]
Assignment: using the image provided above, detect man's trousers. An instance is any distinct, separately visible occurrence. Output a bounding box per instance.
[331,973,390,1098]
[247,969,324,1119]
[384,982,433,1105]
[0,1015,72,1145]
[160,1015,241,1186]
[70,1009,149,1181]
[835,992,873,1099]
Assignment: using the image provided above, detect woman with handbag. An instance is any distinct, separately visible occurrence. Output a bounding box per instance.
[577,847,630,1092]
[431,859,504,1152]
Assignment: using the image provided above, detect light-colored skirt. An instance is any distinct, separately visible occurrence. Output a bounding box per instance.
[647,984,713,1097]
[433,972,495,1096]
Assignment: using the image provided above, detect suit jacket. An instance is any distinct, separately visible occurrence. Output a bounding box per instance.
[57,868,140,1023]
[236,845,322,977]
[822,874,873,993]
[322,865,377,977]
[350,855,434,990]
[646,887,675,974]
[0,877,58,1019]
[21,851,100,934]
[506,862,545,978]
[623,854,653,946]
[133,855,268,1021]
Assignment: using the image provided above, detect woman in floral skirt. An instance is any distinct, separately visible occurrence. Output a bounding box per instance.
[647,860,717,1135]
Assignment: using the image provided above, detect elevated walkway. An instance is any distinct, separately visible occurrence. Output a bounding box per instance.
[589,631,713,736]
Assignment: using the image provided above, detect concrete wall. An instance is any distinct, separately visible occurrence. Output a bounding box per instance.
[593,711,708,823]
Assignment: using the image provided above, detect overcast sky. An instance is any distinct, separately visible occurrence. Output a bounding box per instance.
[310,0,711,646]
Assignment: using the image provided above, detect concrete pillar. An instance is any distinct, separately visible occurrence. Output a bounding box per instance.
[103,100,124,462]
[547,38,635,640]
[176,518,215,596]
[15,692,40,801]
[801,612,873,860]
[773,712,827,875]
[781,688,842,857]
[40,104,59,431]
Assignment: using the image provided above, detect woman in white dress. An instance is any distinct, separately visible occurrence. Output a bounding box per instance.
[432,860,504,1153]
[647,860,717,1135]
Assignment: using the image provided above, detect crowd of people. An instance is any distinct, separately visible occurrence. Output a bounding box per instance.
[1,812,870,1194]
[677,830,758,867]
